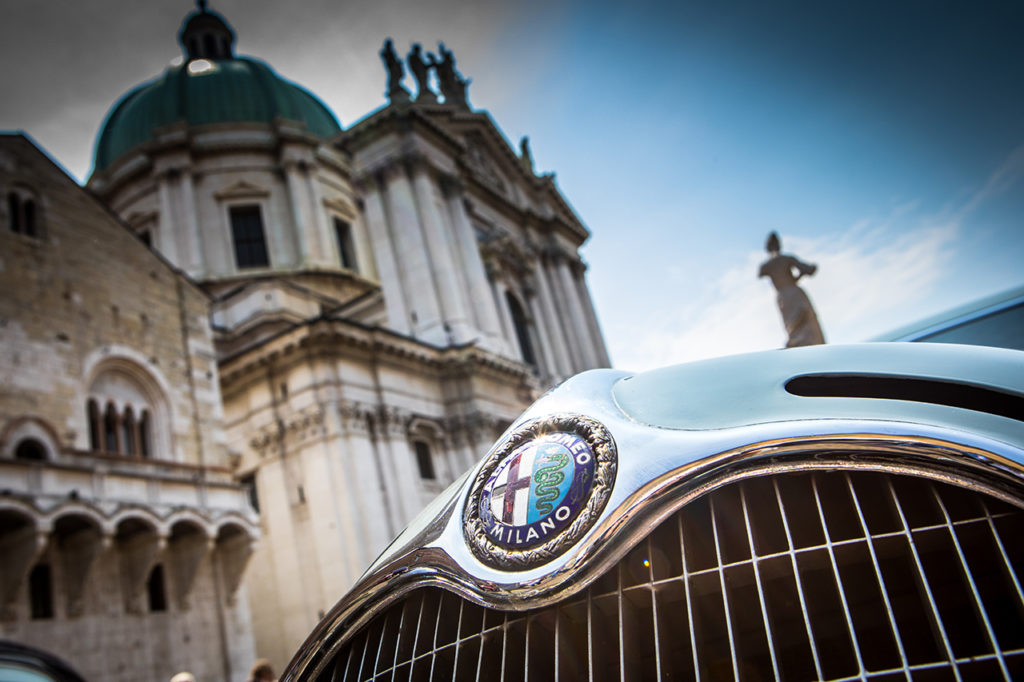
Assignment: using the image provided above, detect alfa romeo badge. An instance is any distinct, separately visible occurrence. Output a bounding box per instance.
[464,414,617,569]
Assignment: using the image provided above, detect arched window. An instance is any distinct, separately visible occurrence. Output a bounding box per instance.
[104,403,119,453]
[14,439,46,461]
[29,563,54,619]
[506,291,538,369]
[147,563,167,612]
[87,361,165,458]
[413,441,436,480]
[7,190,38,238]
[122,407,137,456]
[88,399,101,451]
[139,410,151,458]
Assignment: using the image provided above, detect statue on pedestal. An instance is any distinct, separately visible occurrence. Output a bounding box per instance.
[519,136,534,173]
[407,43,438,102]
[758,231,826,347]
[436,42,469,107]
[380,38,410,103]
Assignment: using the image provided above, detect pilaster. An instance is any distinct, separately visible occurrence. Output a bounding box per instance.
[357,175,409,333]
[410,159,473,344]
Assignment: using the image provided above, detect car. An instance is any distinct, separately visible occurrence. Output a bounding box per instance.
[875,284,1024,351]
[282,342,1024,681]
[0,641,88,682]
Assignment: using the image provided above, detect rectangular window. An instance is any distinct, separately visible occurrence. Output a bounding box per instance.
[230,205,270,269]
[29,564,54,619]
[334,217,357,272]
[414,441,436,480]
[241,472,259,513]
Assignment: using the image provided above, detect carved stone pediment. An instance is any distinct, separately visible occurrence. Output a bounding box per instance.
[214,180,270,200]
[464,133,508,195]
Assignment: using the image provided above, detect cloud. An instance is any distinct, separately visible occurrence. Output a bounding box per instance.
[609,145,1024,373]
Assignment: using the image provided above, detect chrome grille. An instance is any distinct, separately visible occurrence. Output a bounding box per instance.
[321,471,1024,681]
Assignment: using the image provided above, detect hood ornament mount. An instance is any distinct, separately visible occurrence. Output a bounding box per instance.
[464,413,617,571]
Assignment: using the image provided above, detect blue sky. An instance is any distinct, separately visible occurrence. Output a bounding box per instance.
[3,0,1022,371]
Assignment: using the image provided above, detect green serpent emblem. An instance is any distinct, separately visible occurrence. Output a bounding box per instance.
[532,445,571,516]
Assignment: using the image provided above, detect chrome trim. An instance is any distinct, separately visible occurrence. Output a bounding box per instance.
[285,437,1024,681]
[307,469,1024,681]
[284,344,1024,680]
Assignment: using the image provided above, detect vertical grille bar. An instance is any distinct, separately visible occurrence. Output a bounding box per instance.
[886,478,963,681]
[844,472,910,673]
[931,483,1011,678]
[677,512,701,682]
[645,537,663,681]
[739,485,781,679]
[984,502,1024,608]
[773,478,825,680]
[811,475,866,676]
[708,496,740,679]
[320,471,1024,682]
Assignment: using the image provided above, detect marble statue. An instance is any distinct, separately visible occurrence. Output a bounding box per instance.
[759,231,826,347]
[407,43,437,102]
[436,42,468,107]
[380,38,410,102]
[520,136,534,173]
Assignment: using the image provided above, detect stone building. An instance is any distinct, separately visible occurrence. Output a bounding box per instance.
[1,3,608,676]
[0,134,260,681]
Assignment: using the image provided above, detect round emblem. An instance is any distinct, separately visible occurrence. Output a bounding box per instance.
[464,414,617,570]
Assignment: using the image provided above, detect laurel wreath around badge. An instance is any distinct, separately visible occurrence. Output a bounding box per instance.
[464,414,617,570]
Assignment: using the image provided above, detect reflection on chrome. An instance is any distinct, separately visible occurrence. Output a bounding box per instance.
[283,344,1024,681]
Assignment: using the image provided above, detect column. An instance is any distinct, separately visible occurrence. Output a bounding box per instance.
[573,263,612,367]
[178,171,204,276]
[382,164,444,343]
[443,179,507,354]
[554,253,599,370]
[359,176,409,334]
[156,172,181,265]
[492,278,518,359]
[410,161,473,344]
[283,162,314,266]
[533,256,575,378]
[525,277,558,379]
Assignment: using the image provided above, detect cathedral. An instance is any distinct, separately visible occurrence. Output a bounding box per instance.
[0,4,608,679]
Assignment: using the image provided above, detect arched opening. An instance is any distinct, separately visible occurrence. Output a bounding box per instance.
[122,407,137,456]
[506,291,538,369]
[139,410,151,458]
[88,399,101,451]
[28,563,53,619]
[14,439,46,461]
[87,360,167,459]
[147,564,167,612]
[103,402,119,453]
[7,190,39,238]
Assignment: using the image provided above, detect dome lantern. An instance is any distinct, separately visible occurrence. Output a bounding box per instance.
[178,0,236,61]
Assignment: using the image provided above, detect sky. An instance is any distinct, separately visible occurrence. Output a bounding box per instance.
[2,0,1022,373]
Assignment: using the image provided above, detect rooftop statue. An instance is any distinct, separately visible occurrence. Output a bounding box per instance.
[758,231,826,347]
[380,38,410,103]
[520,136,534,173]
[407,43,438,102]
[436,42,469,107]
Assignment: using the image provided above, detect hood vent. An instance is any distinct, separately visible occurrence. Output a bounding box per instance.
[786,374,1024,422]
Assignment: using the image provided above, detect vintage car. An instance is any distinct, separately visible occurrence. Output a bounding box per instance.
[0,640,88,682]
[282,342,1024,681]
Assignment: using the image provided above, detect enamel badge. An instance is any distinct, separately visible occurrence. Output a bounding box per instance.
[464,414,617,569]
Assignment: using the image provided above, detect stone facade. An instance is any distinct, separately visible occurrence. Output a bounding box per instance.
[2,5,610,676]
[0,135,260,681]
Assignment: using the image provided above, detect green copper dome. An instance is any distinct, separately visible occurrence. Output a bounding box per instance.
[92,7,341,174]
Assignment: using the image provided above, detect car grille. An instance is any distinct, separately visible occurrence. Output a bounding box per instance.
[319,470,1024,681]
